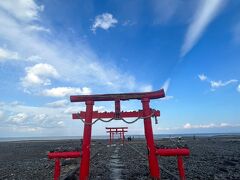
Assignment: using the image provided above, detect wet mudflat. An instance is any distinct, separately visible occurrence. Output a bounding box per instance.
[89,143,149,180]
[0,136,240,179]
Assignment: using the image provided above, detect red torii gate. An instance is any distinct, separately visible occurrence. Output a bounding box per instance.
[106,127,128,144]
[48,89,190,180]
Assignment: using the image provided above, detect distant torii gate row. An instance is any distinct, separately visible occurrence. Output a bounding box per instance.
[106,127,128,144]
[48,89,190,180]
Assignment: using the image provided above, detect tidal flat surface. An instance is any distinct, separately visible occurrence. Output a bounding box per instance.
[0,136,239,179]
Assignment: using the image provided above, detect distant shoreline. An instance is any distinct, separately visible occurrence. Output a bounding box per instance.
[1,132,240,142]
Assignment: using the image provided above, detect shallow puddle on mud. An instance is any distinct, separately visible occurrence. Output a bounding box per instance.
[109,145,125,180]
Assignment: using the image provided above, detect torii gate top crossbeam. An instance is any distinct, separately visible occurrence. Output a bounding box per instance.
[106,127,128,129]
[106,130,128,133]
[106,127,128,133]
[70,89,165,102]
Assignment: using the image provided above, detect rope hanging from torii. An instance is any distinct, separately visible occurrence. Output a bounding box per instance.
[74,109,159,125]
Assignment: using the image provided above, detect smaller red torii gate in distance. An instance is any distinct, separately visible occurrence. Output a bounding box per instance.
[106,127,128,144]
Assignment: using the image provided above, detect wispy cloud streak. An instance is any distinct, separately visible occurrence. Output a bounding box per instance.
[237,85,240,92]
[0,47,20,61]
[210,79,238,89]
[181,0,226,57]
[198,74,238,91]
[162,78,171,94]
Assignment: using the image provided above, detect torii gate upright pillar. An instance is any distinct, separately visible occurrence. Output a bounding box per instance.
[79,100,94,180]
[109,129,112,144]
[142,98,160,179]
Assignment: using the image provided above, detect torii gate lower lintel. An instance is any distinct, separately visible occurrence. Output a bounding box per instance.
[48,89,190,180]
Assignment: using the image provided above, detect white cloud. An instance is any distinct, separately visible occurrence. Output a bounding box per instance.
[220,123,229,127]
[91,13,118,32]
[1,102,69,129]
[26,55,42,62]
[24,127,41,132]
[0,101,107,133]
[0,47,20,61]
[46,99,69,108]
[21,63,59,88]
[161,96,174,101]
[140,85,153,92]
[0,110,4,120]
[64,106,84,114]
[183,122,239,129]
[159,79,174,100]
[0,0,44,22]
[181,0,226,57]
[26,25,50,33]
[62,104,105,115]
[8,113,28,123]
[157,127,171,131]
[162,78,171,94]
[237,84,240,92]
[10,101,24,106]
[157,122,240,132]
[10,126,42,132]
[57,121,64,127]
[210,79,238,89]
[198,74,207,81]
[42,87,91,97]
[184,122,216,129]
[0,47,41,62]
[198,74,238,91]
[183,123,191,129]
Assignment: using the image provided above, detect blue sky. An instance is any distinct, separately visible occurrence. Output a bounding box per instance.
[0,0,240,137]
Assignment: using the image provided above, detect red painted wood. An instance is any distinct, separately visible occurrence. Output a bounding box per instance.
[106,130,128,133]
[54,159,60,180]
[48,152,81,159]
[79,101,94,180]
[72,110,160,119]
[178,156,186,180]
[70,89,165,102]
[142,98,160,179]
[155,148,190,156]
[106,127,128,129]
